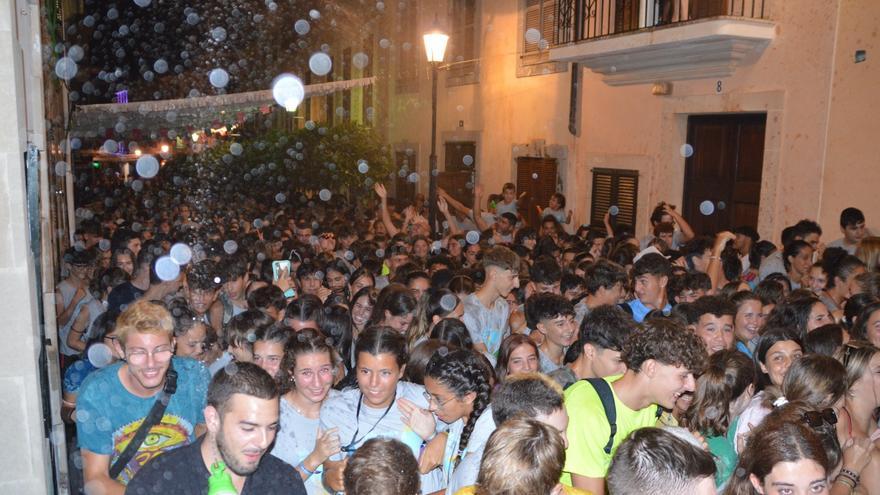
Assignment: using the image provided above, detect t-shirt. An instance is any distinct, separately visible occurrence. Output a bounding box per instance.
[107,281,145,314]
[495,200,518,216]
[462,294,510,360]
[624,298,671,323]
[640,230,686,250]
[706,416,739,489]
[573,301,591,327]
[827,237,858,255]
[758,251,785,281]
[63,358,99,394]
[549,366,579,390]
[271,392,340,495]
[319,382,443,494]
[76,357,210,485]
[443,406,496,495]
[733,391,770,454]
[542,207,567,224]
[538,348,563,373]
[125,435,306,495]
[561,377,661,483]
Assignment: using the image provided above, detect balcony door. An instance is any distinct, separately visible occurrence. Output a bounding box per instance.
[683,113,766,235]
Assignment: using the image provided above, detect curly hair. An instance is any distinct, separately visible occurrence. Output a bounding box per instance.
[425,349,491,467]
[621,318,707,374]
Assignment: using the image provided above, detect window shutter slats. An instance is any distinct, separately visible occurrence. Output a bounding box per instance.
[590,168,639,234]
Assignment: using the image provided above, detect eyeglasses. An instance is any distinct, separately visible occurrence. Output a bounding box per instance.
[126,347,173,365]
[801,408,838,429]
[423,391,455,409]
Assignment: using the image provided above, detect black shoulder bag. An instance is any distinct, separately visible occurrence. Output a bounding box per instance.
[108,363,178,480]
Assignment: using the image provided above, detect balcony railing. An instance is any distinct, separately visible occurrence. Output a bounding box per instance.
[555,0,767,45]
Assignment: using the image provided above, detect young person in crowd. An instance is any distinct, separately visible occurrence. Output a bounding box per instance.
[828,207,868,255]
[624,253,672,322]
[462,246,520,360]
[343,438,421,495]
[525,292,577,373]
[493,334,540,380]
[126,362,306,494]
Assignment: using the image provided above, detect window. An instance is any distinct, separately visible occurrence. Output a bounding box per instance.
[396,1,420,93]
[590,168,639,234]
[523,0,556,65]
[448,0,479,86]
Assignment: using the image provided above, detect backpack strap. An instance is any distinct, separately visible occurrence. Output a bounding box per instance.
[583,378,617,455]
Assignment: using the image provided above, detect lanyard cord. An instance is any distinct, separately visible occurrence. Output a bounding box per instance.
[343,391,397,452]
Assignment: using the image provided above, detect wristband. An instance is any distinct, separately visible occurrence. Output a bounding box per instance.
[297,461,316,477]
[840,468,860,483]
[284,288,296,298]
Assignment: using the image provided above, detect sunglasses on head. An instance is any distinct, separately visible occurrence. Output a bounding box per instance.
[801,408,837,429]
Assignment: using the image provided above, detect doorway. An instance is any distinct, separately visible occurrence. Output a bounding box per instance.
[683,113,766,235]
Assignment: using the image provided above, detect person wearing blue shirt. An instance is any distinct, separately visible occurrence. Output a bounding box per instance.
[624,253,673,322]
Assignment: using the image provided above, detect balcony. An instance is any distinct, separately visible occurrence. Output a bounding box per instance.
[549,0,776,85]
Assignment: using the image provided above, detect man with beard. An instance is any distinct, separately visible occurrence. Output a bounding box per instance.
[126,362,305,494]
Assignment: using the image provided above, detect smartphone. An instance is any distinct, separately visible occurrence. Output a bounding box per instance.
[272,260,291,283]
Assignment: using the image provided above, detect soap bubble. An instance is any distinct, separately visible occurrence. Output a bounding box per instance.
[169,243,193,265]
[211,27,227,42]
[357,160,369,174]
[155,256,181,281]
[352,52,370,69]
[525,28,541,44]
[440,294,458,312]
[294,19,310,35]
[223,240,239,254]
[319,189,332,201]
[209,68,229,88]
[186,12,200,25]
[407,172,419,183]
[379,38,391,49]
[153,59,168,74]
[466,231,480,244]
[133,0,151,7]
[375,249,385,258]
[275,193,286,203]
[309,52,332,76]
[98,239,111,251]
[130,180,144,192]
[680,144,694,158]
[102,139,118,154]
[69,45,84,62]
[272,73,305,111]
[309,9,320,19]
[717,201,726,210]
[55,57,78,80]
[532,173,539,179]
[609,205,620,216]
[462,155,474,166]
[54,161,68,176]
[135,154,160,178]
[229,143,243,156]
[88,343,114,368]
[699,200,715,216]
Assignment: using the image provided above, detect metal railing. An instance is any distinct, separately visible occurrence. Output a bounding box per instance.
[555,0,767,45]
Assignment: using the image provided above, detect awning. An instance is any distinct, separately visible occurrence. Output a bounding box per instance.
[71,76,376,134]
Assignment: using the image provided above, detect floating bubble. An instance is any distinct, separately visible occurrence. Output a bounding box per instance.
[133,0,151,7]
[55,57,78,80]
[275,193,286,203]
[54,161,68,176]
[209,68,229,88]
[272,73,305,111]
[375,249,385,258]
[376,1,385,11]
[107,7,119,19]
[70,137,81,150]
[153,59,168,74]
[319,189,332,201]
[253,218,264,229]
[343,250,354,261]
[440,294,458,312]
[83,15,95,27]
[155,256,181,281]
[609,205,620,216]
[229,143,243,156]
[211,26,227,42]
[431,240,443,253]
[69,45,84,62]
[717,201,726,210]
[525,28,541,44]
[466,231,481,245]
[88,343,114,368]
[98,239,111,251]
[223,240,239,254]
[379,38,391,49]
[135,154,160,178]
[130,180,143,192]
[309,9,320,19]
[186,12,200,25]
[357,161,369,174]
[407,172,419,183]
[680,144,694,158]
[169,243,193,265]
[532,172,539,179]
[699,200,715,216]
[309,52,332,76]
[462,155,474,166]
[352,52,370,70]
[294,19,310,35]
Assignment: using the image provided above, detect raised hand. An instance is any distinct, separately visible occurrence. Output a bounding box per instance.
[373,183,387,199]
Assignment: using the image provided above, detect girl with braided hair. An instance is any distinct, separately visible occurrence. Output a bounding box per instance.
[424,348,495,495]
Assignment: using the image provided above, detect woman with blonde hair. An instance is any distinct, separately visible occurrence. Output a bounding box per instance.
[855,236,880,272]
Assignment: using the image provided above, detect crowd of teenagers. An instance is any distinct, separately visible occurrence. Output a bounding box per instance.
[56,177,880,495]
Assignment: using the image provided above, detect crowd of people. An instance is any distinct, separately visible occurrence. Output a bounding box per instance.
[56,176,880,495]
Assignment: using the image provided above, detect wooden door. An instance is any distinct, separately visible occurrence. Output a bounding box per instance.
[441,142,476,208]
[683,113,766,236]
[394,151,416,206]
[516,156,557,227]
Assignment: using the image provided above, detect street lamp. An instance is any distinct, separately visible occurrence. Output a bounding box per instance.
[423,24,448,236]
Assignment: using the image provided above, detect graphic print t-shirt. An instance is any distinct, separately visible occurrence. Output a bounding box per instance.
[462,293,510,361]
[76,357,210,485]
